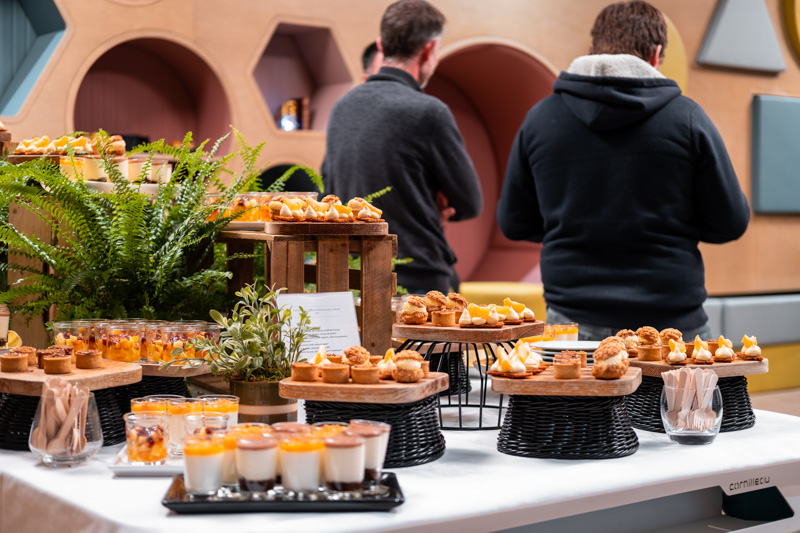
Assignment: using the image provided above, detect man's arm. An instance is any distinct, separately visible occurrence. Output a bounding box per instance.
[428,105,483,221]
[497,126,545,242]
[690,106,750,243]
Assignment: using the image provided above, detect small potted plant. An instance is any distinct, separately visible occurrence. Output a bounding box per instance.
[173,283,315,423]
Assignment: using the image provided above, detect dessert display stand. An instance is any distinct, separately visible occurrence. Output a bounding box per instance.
[0,360,142,449]
[280,372,448,467]
[492,367,642,459]
[392,321,544,430]
[219,222,396,354]
[627,358,768,433]
[114,362,210,413]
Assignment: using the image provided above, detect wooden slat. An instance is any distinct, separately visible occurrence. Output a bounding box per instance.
[392,321,544,343]
[304,265,396,294]
[279,372,448,404]
[139,362,211,377]
[315,236,349,292]
[0,360,142,397]
[360,236,394,354]
[266,221,388,236]
[225,239,255,293]
[630,358,769,378]
[219,232,399,258]
[287,239,305,293]
[268,239,288,291]
[491,367,641,397]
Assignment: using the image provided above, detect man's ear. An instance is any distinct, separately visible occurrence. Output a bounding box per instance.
[420,40,437,62]
[376,37,383,53]
[649,44,663,69]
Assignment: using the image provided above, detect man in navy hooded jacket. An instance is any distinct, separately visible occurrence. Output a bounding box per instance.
[497,1,750,340]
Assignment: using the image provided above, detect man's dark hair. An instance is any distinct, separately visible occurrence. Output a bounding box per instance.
[591,1,667,61]
[362,42,380,72]
[380,0,445,60]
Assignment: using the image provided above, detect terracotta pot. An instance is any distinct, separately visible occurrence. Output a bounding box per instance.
[229,380,297,424]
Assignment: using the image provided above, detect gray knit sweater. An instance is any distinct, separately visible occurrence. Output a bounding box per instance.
[322,67,482,292]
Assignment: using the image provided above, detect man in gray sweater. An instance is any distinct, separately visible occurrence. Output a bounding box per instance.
[322,0,482,294]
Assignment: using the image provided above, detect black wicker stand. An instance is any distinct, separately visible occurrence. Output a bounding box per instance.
[626,375,756,433]
[497,395,639,459]
[115,376,192,413]
[0,388,126,450]
[304,395,445,468]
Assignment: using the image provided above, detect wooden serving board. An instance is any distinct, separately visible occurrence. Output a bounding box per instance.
[0,132,11,142]
[629,358,768,378]
[279,371,448,404]
[6,154,62,165]
[392,321,544,343]
[0,359,142,396]
[139,362,211,377]
[491,366,641,397]
[265,221,388,236]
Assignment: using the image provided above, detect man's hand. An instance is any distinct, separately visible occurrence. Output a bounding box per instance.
[436,191,456,227]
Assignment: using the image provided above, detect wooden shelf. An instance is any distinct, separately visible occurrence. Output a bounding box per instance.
[0,359,141,396]
[139,362,211,378]
[491,366,641,397]
[279,372,449,404]
[630,358,769,378]
[392,321,544,343]
[265,221,388,236]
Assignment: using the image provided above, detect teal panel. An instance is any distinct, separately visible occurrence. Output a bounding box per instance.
[697,0,785,73]
[751,95,800,214]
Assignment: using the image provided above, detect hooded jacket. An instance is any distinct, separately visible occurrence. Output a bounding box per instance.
[497,55,750,330]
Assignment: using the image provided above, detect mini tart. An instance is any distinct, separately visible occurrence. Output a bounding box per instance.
[320,363,350,384]
[43,354,72,374]
[75,349,102,369]
[351,364,380,384]
[36,348,60,369]
[552,352,581,380]
[565,349,588,368]
[401,295,428,325]
[1,353,29,372]
[705,339,719,354]
[431,309,456,327]
[393,350,423,383]
[291,362,319,382]
[636,344,662,361]
[344,345,370,367]
[11,346,37,366]
[51,344,75,365]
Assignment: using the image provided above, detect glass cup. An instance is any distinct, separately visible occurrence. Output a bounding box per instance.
[130,397,169,413]
[279,436,324,498]
[141,320,167,362]
[661,385,723,445]
[160,323,200,363]
[104,322,144,362]
[199,395,240,426]
[230,193,260,222]
[53,321,92,353]
[236,435,278,497]
[124,412,169,465]
[195,323,221,360]
[323,435,365,499]
[542,324,556,342]
[204,193,223,222]
[166,398,202,455]
[29,392,103,467]
[554,322,579,341]
[312,421,349,439]
[184,414,229,439]
[183,435,225,497]
[346,420,391,493]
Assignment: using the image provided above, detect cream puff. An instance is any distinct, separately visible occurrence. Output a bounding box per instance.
[615,329,639,358]
[392,350,423,382]
[636,326,661,361]
[592,338,629,379]
[424,290,447,317]
[401,296,428,325]
[344,345,370,367]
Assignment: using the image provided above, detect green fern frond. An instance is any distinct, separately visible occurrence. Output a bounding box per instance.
[364,186,393,203]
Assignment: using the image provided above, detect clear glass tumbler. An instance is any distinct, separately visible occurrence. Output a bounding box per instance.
[661,385,723,445]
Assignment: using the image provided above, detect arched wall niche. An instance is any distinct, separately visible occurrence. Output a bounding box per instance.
[426,41,557,284]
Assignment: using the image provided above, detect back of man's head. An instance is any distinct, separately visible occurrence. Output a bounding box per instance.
[591,0,667,61]
[380,0,445,61]
[362,42,381,73]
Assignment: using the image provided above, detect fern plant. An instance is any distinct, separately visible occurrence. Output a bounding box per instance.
[0,129,265,321]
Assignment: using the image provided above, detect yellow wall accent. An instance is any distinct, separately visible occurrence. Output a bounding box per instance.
[747,343,800,392]
[661,15,688,91]
[785,0,800,61]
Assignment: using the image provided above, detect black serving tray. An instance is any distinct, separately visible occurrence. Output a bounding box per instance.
[162,472,404,514]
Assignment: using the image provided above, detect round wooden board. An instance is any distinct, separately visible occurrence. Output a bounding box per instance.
[139,362,211,377]
[279,371,448,404]
[629,358,768,378]
[491,366,641,397]
[6,154,62,165]
[0,359,142,396]
[392,321,544,343]
[265,221,388,236]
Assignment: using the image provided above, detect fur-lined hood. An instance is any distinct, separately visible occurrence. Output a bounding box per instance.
[553,54,681,132]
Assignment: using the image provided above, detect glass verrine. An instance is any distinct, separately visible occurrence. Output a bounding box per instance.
[141,320,167,362]
[104,322,144,362]
[183,435,225,497]
[312,421,349,439]
[166,397,202,455]
[236,435,278,498]
[160,323,200,363]
[346,420,391,493]
[279,436,324,498]
[195,323,221,360]
[661,385,722,445]
[184,413,229,439]
[199,395,240,426]
[130,397,168,413]
[323,435,365,500]
[230,193,260,222]
[53,321,92,353]
[124,412,169,465]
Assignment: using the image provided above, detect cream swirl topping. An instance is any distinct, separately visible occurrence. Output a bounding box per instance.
[396,359,421,371]
[694,346,712,361]
[506,307,520,321]
[280,204,292,218]
[358,208,378,219]
[458,310,472,325]
[304,205,317,220]
[325,205,339,220]
[521,308,535,320]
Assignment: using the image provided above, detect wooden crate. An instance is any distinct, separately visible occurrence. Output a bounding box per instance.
[219,228,398,354]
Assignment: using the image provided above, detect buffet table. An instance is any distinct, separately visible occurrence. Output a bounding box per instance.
[2,410,800,532]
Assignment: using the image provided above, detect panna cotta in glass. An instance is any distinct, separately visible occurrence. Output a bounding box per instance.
[183,436,224,496]
[280,437,324,496]
[166,398,202,455]
[324,435,365,498]
[347,420,391,491]
[184,414,228,439]
[235,436,278,496]
[199,395,240,426]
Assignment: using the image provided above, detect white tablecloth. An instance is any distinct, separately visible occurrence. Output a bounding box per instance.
[2,410,800,533]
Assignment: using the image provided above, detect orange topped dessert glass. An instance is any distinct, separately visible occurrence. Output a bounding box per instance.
[104,322,144,362]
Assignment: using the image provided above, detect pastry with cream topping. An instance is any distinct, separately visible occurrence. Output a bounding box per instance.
[666,339,688,365]
[424,290,447,316]
[445,293,468,319]
[377,348,396,380]
[615,329,638,358]
[458,303,503,328]
[348,197,384,222]
[714,336,735,362]
[692,337,713,364]
[392,350,423,382]
[400,295,428,324]
[738,335,763,361]
[592,337,629,379]
[635,326,661,361]
[344,345,370,368]
[488,346,528,377]
[659,328,683,360]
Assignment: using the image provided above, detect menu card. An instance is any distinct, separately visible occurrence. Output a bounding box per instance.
[276,292,360,358]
